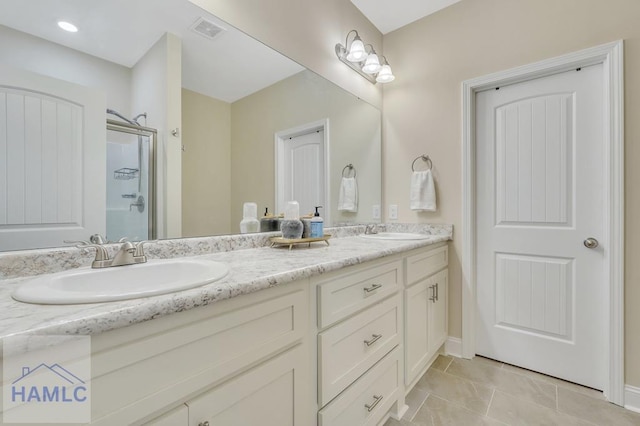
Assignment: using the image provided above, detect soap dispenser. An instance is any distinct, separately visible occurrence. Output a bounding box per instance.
[260,207,280,232]
[310,206,324,238]
[280,201,304,239]
[240,202,260,234]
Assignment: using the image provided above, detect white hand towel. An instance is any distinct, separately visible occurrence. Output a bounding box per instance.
[410,170,436,211]
[338,177,358,212]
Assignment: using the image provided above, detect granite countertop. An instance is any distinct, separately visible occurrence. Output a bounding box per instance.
[0,227,451,340]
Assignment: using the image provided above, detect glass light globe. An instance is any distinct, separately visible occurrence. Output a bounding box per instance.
[376,64,395,83]
[346,37,367,62]
[362,53,382,74]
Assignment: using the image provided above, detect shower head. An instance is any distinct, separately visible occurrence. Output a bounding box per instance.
[132,113,147,126]
[106,109,146,126]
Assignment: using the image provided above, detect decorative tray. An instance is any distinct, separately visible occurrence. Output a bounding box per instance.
[269,234,332,250]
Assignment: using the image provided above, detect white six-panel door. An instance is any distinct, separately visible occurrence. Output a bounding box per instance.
[475,64,606,389]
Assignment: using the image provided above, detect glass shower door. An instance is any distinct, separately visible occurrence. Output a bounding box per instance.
[106,121,156,242]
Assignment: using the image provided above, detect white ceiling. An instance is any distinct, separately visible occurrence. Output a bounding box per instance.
[351,0,462,34]
[0,0,304,103]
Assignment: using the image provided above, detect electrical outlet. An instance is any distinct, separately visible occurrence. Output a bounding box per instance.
[389,204,398,220]
[372,205,381,220]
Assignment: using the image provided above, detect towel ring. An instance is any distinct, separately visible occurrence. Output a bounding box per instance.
[411,155,432,172]
[342,163,357,178]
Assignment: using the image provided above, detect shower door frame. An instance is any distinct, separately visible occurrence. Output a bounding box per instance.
[107,119,157,240]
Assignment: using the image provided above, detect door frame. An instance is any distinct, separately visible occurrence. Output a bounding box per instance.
[461,41,624,404]
[274,119,330,223]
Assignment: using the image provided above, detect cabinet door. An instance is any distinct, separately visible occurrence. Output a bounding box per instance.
[404,279,430,385]
[143,405,188,425]
[187,344,308,426]
[428,270,448,355]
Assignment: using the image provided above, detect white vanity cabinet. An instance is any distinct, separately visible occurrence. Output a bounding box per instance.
[404,244,449,387]
[75,239,449,426]
[89,281,310,426]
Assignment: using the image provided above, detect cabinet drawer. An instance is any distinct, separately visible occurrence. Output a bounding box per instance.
[406,245,448,285]
[318,295,400,405]
[317,259,402,328]
[318,347,400,426]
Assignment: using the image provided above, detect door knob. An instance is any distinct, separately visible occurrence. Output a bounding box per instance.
[583,238,599,249]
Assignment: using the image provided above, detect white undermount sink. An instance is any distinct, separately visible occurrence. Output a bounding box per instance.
[12,258,229,305]
[360,232,433,241]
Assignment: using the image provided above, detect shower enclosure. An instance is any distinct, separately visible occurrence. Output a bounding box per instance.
[106,119,157,242]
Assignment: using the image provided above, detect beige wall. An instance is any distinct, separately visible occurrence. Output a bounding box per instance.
[230,70,381,228]
[383,0,640,386]
[188,0,383,109]
[132,33,182,239]
[181,89,232,237]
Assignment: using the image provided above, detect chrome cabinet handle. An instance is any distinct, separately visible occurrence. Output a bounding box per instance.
[364,334,382,346]
[584,237,599,249]
[364,283,382,293]
[364,394,383,412]
[198,422,210,426]
[429,282,440,302]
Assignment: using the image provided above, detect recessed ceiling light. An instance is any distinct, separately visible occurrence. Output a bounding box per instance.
[57,21,78,33]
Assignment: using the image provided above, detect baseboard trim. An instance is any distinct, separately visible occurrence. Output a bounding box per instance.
[444,337,462,358]
[625,385,640,413]
[389,403,409,421]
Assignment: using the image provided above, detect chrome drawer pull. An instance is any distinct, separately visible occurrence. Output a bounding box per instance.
[198,422,210,426]
[429,284,436,302]
[365,394,383,412]
[364,334,382,346]
[435,282,439,301]
[364,283,382,293]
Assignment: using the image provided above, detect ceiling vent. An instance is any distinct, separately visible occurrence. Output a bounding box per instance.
[190,17,226,40]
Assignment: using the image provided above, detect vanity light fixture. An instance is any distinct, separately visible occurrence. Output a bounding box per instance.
[57,21,78,33]
[335,30,394,84]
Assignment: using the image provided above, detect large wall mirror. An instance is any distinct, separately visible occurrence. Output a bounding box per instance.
[0,0,381,251]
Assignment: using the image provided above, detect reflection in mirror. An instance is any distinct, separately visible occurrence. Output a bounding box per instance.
[0,0,381,251]
[106,120,156,242]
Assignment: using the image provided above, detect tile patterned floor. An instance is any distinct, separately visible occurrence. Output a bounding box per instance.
[385,355,640,426]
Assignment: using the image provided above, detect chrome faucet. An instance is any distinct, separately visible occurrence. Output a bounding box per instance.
[365,224,379,235]
[105,241,148,267]
[89,233,107,244]
[66,237,148,268]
